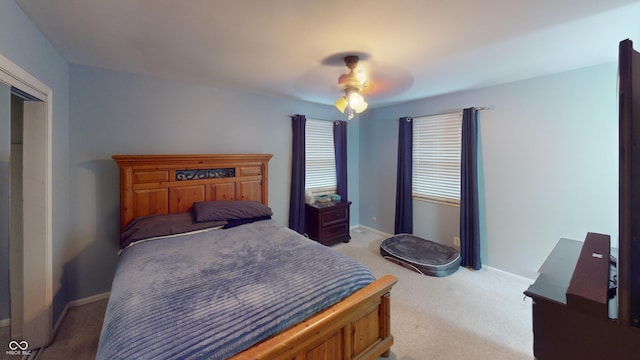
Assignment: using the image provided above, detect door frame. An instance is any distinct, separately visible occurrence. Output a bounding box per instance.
[0,53,53,349]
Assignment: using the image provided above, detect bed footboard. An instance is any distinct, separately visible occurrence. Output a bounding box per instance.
[231,275,398,360]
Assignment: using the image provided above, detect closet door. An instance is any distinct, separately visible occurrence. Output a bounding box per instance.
[0,83,14,337]
[21,98,50,347]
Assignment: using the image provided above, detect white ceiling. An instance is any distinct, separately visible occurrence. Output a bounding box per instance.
[15,0,640,108]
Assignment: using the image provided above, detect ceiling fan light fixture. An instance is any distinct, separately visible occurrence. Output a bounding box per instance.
[354,100,368,114]
[334,96,348,113]
[347,91,365,109]
[334,55,370,117]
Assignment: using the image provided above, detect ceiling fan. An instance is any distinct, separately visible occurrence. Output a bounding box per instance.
[334,55,368,119]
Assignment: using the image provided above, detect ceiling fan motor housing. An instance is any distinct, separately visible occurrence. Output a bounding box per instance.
[337,56,365,91]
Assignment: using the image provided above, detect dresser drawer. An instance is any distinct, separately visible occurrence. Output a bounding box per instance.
[321,207,348,225]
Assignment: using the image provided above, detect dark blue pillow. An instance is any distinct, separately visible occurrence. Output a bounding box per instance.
[223,215,272,229]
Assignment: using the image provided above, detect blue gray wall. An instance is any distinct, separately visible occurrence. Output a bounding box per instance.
[66,64,357,299]
[359,63,619,279]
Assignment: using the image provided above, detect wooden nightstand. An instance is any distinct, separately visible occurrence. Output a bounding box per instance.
[305,201,351,246]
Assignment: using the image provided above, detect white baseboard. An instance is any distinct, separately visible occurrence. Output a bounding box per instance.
[68,292,110,307]
[51,292,110,340]
[484,265,535,284]
[0,318,9,327]
[351,224,392,238]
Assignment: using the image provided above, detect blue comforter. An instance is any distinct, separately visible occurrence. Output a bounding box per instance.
[96,219,375,359]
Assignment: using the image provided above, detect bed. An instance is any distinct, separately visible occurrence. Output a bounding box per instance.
[97,154,397,359]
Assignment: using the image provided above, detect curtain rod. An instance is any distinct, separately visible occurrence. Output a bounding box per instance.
[411,105,495,120]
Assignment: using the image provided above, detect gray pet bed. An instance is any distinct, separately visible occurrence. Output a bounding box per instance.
[380,234,461,277]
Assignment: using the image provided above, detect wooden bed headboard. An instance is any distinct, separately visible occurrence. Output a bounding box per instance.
[112,154,273,232]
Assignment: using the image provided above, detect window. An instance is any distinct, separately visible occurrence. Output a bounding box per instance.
[305,119,336,195]
[412,112,463,206]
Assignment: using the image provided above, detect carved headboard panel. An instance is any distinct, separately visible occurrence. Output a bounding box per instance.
[112,154,273,232]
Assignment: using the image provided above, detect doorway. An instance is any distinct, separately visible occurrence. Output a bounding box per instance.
[0,53,53,349]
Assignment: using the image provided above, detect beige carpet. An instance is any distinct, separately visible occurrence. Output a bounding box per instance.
[12,227,533,360]
[334,228,534,360]
[34,299,107,360]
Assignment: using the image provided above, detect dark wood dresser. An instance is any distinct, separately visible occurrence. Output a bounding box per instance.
[524,237,640,359]
[305,201,351,246]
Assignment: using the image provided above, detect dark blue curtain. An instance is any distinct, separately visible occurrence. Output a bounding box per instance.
[333,120,348,201]
[289,114,306,234]
[460,108,481,269]
[394,117,413,234]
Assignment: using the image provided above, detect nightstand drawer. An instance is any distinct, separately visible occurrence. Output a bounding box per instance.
[322,222,349,243]
[321,207,348,225]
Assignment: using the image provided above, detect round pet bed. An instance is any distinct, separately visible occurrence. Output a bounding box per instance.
[380,234,461,277]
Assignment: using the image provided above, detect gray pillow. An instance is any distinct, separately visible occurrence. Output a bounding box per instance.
[121,212,227,248]
[192,200,273,222]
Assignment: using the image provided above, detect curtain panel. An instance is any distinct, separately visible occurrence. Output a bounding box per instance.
[460,108,481,269]
[289,114,306,234]
[394,117,413,234]
[333,120,348,201]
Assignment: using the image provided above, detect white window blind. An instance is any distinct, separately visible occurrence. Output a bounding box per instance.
[412,112,463,206]
[305,119,336,194]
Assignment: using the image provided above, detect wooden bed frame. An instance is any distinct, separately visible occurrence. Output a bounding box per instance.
[112,154,397,359]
